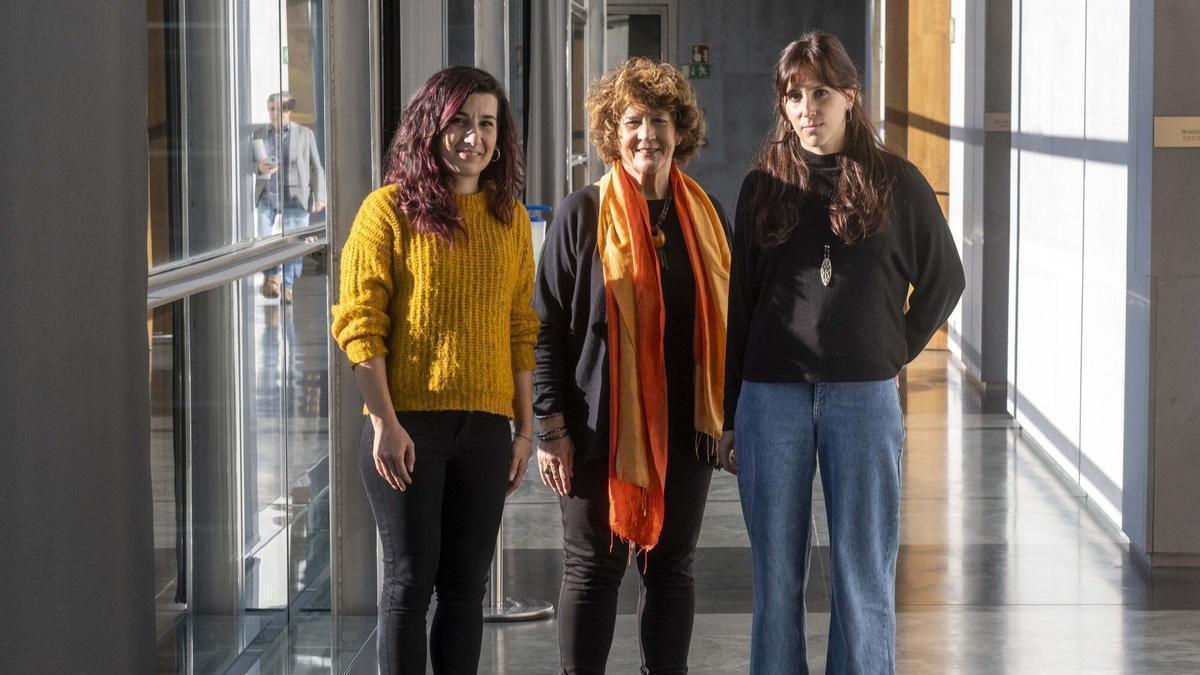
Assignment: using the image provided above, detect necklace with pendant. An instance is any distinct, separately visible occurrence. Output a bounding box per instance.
[650,192,673,271]
[820,243,832,286]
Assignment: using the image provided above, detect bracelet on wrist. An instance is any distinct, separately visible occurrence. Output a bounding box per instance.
[536,426,568,442]
[514,431,533,443]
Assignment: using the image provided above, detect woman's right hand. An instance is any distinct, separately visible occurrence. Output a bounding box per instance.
[537,433,575,497]
[373,416,416,491]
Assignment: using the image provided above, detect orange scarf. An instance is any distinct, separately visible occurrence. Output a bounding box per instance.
[597,162,730,550]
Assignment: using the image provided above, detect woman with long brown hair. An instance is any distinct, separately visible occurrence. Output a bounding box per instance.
[717,32,964,673]
[331,66,536,674]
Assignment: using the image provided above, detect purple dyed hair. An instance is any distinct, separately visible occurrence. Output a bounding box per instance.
[383,66,525,242]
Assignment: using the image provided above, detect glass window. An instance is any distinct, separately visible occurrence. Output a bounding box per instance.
[150,303,186,647]
[147,0,328,269]
[447,0,475,66]
[241,252,331,614]
[147,0,334,670]
[150,259,331,670]
[283,253,332,613]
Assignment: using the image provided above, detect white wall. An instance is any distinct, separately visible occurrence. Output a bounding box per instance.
[1009,0,1134,526]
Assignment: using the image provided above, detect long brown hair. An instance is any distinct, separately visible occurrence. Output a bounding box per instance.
[750,32,899,247]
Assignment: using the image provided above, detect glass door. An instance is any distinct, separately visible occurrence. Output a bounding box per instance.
[605,1,671,67]
[605,8,665,67]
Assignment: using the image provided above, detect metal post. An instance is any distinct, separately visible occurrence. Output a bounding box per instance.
[482,518,554,622]
[484,346,555,622]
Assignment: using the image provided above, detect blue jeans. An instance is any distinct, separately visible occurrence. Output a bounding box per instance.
[735,380,905,675]
[256,202,309,288]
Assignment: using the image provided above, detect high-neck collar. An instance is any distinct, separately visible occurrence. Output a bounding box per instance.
[453,188,490,210]
[798,145,841,170]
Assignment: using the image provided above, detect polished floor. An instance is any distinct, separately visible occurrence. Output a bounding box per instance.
[249,350,1200,674]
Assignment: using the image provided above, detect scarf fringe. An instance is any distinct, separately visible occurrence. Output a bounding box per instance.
[609,525,651,573]
[694,431,720,467]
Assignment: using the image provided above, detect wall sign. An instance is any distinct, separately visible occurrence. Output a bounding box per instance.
[984,112,1011,132]
[683,44,711,79]
[1154,116,1200,148]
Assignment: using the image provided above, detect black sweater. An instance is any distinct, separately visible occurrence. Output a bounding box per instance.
[533,185,732,466]
[724,152,965,430]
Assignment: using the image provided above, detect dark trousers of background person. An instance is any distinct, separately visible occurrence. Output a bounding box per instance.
[557,447,714,675]
[358,410,512,675]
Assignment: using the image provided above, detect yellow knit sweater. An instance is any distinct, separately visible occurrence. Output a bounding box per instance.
[331,185,538,419]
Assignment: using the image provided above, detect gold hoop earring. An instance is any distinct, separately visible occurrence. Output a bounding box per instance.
[491,148,501,163]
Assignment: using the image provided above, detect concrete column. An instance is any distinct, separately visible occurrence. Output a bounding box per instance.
[0,1,154,671]
[1144,0,1200,565]
[327,0,382,614]
[950,0,1011,409]
[980,0,1012,397]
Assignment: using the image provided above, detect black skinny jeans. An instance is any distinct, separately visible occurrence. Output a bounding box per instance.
[558,449,714,675]
[359,410,511,675]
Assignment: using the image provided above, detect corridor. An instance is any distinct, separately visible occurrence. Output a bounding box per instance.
[250,351,1200,674]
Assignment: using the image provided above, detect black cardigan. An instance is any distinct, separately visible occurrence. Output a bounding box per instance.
[724,154,966,430]
[533,184,731,467]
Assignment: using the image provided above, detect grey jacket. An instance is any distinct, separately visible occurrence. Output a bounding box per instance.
[252,122,326,207]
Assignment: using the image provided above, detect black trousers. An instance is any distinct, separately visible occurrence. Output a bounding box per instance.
[359,411,511,675]
[557,449,714,675]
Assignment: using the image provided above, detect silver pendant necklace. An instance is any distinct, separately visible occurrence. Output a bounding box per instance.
[820,243,832,286]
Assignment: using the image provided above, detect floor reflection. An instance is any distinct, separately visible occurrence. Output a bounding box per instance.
[249,350,1200,674]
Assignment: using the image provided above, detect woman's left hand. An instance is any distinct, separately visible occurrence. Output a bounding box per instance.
[507,433,533,496]
[717,430,737,475]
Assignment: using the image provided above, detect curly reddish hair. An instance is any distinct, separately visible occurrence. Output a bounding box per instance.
[586,58,706,165]
[383,66,525,242]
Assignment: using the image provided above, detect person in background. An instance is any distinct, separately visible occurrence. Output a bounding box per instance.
[253,91,326,304]
[719,32,965,674]
[533,57,732,675]
[330,66,536,675]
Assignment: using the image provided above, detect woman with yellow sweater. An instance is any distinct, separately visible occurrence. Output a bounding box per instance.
[331,66,537,675]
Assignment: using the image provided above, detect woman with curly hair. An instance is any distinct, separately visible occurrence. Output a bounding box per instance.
[533,57,731,674]
[330,66,537,674]
[719,33,964,673]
